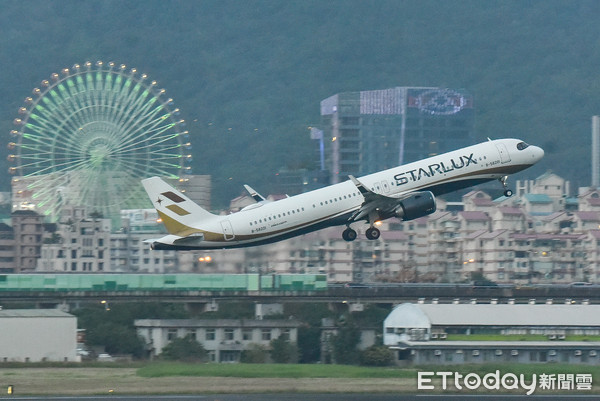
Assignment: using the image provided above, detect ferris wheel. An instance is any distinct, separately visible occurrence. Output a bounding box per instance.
[8,60,192,221]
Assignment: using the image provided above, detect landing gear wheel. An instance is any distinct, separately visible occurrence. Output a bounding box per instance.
[342,228,357,242]
[499,176,513,197]
[365,227,381,240]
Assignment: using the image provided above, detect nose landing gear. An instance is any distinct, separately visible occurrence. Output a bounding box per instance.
[499,176,513,197]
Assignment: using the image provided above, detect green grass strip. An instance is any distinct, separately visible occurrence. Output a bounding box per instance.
[137,362,416,379]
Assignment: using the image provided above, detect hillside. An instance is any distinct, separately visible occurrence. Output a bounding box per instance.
[1,0,599,207]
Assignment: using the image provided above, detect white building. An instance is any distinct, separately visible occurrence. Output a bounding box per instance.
[37,206,111,272]
[0,310,77,362]
[135,318,301,363]
[384,303,600,365]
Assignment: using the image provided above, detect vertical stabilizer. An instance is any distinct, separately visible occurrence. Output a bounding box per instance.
[141,177,215,235]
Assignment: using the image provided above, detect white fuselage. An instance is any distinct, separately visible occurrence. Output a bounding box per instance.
[154,138,543,249]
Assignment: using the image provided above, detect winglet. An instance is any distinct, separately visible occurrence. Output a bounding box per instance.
[244,184,266,202]
[348,175,370,196]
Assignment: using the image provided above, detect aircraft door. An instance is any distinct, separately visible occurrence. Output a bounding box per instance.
[221,220,235,241]
[381,180,390,194]
[495,143,511,164]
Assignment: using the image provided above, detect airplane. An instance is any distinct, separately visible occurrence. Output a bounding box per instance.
[142,138,544,250]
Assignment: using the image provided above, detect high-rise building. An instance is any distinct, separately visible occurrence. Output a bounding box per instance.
[166,175,211,211]
[320,87,474,183]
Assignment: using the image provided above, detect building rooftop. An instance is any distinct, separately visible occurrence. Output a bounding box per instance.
[135,318,302,328]
[524,194,553,204]
[393,340,600,349]
[386,303,600,328]
[458,211,489,221]
[0,309,73,318]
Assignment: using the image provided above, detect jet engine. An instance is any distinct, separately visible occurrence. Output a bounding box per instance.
[394,191,436,221]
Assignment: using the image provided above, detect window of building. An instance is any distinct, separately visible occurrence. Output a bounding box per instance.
[261,329,272,341]
[205,328,216,341]
[225,329,234,341]
[167,329,178,341]
[242,329,253,341]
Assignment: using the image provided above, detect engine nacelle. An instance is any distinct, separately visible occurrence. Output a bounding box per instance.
[394,191,436,221]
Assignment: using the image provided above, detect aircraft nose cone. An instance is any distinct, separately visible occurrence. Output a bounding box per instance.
[533,145,544,162]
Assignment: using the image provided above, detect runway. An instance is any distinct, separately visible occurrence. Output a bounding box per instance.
[3,394,599,401]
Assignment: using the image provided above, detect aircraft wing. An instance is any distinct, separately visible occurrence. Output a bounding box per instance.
[348,175,435,223]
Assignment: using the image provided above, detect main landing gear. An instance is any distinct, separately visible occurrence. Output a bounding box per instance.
[342,227,357,242]
[366,226,380,240]
[499,176,513,197]
[342,226,380,241]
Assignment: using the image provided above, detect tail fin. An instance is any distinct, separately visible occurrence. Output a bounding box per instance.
[141,177,215,236]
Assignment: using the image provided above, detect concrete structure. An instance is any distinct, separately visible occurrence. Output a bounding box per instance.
[0,309,77,362]
[320,87,474,184]
[396,340,600,365]
[384,303,600,365]
[110,209,177,273]
[12,210,44,272]
[0,223,15,273]
[135,318,301,363]
[166,175,211,211]
[37,206,111,272]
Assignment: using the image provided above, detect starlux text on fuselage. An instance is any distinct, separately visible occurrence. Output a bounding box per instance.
[394,153,478,186]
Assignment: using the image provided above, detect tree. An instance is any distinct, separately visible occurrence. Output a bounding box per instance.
[85,322,145,358]
[74,303,190,360]
[270,336,298,364]
[240,343,268,363]
[297,326,321,363]
[332,321,361,365]
[160,336,207,362]
[360,345,393,366]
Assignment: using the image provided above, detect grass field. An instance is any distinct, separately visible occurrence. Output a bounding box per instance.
[137,362,417,379]
[0,363,597,396]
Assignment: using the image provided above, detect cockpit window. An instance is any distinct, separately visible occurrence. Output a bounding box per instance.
[517,142,529,150]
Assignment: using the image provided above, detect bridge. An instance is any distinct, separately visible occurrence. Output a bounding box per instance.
[0,274,598,308]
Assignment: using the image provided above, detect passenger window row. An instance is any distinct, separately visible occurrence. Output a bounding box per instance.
[248,191,360,227]
[249,207,305,226]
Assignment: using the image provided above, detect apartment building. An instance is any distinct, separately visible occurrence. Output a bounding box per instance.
[110,209,177,273]
[12,210,44,273]
[16,169,600,283]
[170,172,600,284]
[37,206,110,272]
